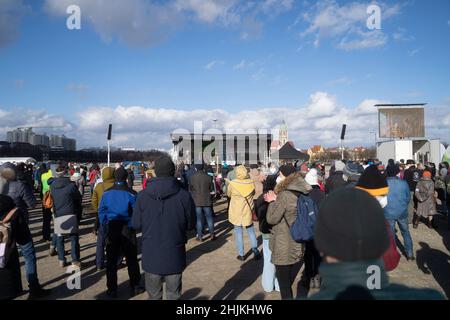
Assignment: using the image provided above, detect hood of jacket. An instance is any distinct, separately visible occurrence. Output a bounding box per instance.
[226,166,255,198]
[50,177,72,190]
[275,172,312,195]
[101,167,115,183]
[144,177,181,200]
[0,163,17,181]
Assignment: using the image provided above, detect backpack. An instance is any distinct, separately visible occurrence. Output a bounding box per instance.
[0,222,14,268]
[43,190,54,209]
[285,194,319,243]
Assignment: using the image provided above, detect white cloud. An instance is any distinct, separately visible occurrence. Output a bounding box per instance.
[43,0,295,47]
[204,60,225,70]
[305,92,337,117]
[298,0,401,50]
[4,93,449,149]
[44,0,182,47]
[251,68,265,81]
[0,0,30,48]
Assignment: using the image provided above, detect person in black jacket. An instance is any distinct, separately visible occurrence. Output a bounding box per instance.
[304,168,325,289]
[0,195,22,300]
[189,164,215,242]
[255,174,279,293]
[132,156,196,300]
[49,163,82,268]
[404,160,421,224]
[0,163,51,299]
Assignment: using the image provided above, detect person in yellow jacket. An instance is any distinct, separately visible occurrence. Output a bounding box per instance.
[226,165,261,261]
[92,166,115,270]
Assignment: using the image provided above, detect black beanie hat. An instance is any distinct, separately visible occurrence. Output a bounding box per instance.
[356,165,389,197]
[386,164,400,177]
[315,188,389,262]
[155,156,176,177]
[114,167,128,182]
[279,164,296,177]
[195,163,204,171]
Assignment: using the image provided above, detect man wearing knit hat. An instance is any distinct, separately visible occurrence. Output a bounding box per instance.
[385,165,414,261]
[98,166,143,298]
[355,165,402,272]
[132,156,196,300]
[309,188,443,300]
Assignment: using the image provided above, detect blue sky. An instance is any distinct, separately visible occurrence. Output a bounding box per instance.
[0,0,449,149]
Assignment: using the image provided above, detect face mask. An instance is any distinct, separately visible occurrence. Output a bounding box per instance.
[376,196,388,208]
[269,167,277,174]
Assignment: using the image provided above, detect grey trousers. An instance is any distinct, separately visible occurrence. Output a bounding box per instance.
[145,272,182,300]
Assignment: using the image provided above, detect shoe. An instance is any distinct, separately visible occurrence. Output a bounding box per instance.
[196,236,204,242]
[96,266,105,272]
[252,250,262,261]
[48,247,56,257]
[427,220,433,229]
[106,290,118,299]
[130,285,145,298]
[28,287,52,300]
[407,256,416,261]
[210,235,217,241]
[71,261,81,269]
[236,255,245,262]
[59,261,66,268]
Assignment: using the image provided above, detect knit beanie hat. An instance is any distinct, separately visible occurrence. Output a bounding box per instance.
[154,156,176,177]
[305,168,319,186]
[279,164,296,177]
[334,160,345,172]
[356,165,389,196]
[314,188,389,262]
[195,163,204,171]
[114,167,128,182]
[343,162,362,180]
[386,164,400,177]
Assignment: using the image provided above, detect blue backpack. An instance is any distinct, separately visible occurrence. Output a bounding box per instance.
[285,194,318,243]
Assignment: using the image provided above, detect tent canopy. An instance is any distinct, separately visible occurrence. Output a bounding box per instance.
[271,143,309,161]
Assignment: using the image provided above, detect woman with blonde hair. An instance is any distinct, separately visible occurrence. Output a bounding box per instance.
[226,165,261,261]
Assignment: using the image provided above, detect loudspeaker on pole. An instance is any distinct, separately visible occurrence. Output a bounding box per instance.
[340,124,347,140]
[107,124,112,140]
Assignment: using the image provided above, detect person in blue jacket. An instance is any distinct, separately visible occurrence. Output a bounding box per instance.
[132,156,196,300]
[384,164,414,261]
[98,167,143,298]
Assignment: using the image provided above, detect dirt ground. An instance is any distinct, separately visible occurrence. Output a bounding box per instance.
[16,184,450,300]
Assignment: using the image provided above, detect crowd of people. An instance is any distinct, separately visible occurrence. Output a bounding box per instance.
[0,156,448,300]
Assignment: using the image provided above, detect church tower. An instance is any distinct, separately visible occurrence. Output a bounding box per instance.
[279,120,288,146]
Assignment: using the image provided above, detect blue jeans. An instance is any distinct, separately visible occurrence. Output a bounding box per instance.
[262,238,279,293]
[18,240,39,290]
[57,234,80,263]
[234,225,258,257]
[388,217,414,258]
[96,223,106,268]
[195,207,215,238]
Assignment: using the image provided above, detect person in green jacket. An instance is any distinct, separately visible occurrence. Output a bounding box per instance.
[308,188,444,300]
[40,164,54,246]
